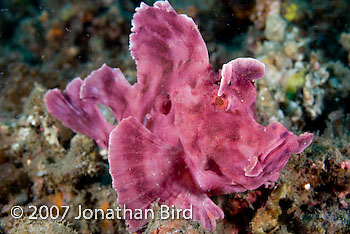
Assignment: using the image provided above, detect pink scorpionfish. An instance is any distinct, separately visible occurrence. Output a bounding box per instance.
[45,1,313,232]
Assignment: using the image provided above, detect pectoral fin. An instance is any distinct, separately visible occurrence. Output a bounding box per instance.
[108,117,224,232]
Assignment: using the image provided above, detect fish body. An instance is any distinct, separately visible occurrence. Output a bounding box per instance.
[45,1,313,232]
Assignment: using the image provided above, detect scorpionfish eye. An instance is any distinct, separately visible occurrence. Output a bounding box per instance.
[214,95,228,109]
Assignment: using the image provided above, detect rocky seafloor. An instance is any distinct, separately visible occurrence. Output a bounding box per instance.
[0,0,349,233]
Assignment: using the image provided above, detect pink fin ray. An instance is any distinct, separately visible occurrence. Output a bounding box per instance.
[108,116,184,231]
[80,64,135,122]
[108,117,223,232]
[169,190,224,231]
[44,78,114,148]
[130,1,211,121]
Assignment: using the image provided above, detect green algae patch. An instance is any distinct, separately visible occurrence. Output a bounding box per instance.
[285,70,306,100]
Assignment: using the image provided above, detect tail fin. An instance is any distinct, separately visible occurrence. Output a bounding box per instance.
[44,78,114,148]
[108,117,223,232]
[45,64,135,148]
[80,64,136,122]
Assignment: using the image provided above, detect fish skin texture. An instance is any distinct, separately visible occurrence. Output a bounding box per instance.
[45,1,313,232]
